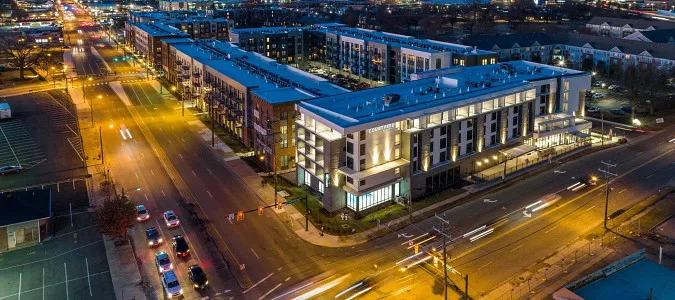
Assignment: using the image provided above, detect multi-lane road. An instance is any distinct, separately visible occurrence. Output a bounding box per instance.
[61,6,675,299]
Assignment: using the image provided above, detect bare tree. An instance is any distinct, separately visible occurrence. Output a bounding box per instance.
[508,0,536,26]
[0,37,45,80]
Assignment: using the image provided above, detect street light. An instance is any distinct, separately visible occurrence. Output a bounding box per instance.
[90,94,101,127]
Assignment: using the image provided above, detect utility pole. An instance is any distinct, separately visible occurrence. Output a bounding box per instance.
[601,112,605,146]
[598,160,618,229]
[99,126,104,165]
[305,194,309,231]
[434,213,451,300]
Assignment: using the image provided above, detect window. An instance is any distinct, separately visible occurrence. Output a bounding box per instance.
[395,133,401,145]
[318,181,324,194]
[359,180,366,186]
[304,170,310,186]
[280,155,289,169]
[347,142,354,154]
[280,125,288,148]
[360,130,366,141]
[395,148,400,159]
[394,167,400,174]
[441,126,447,136]
[360,159,366,170]
[360,144,366,156]
[347,157,354,169]
[440,151,446,162]
[440,138,446,149]
[346,176,353,184]
[280,111,288,120]
[347,192,357,210]
[482,58,487,65]
[430,142,434,152]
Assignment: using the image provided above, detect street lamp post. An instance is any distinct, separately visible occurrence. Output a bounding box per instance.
[91,94,100,127]
[599,161,618,230]
[51,66,56,88]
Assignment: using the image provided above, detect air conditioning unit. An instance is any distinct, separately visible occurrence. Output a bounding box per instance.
[383,93,401,106]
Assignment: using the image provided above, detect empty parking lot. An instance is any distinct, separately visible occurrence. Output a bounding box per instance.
[0,118,47,170]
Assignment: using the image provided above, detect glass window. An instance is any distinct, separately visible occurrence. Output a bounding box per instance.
[318,181,324,194]
[280,125,288,148]
[304,170,311,186]
[360,144,366,156]
[347,192,357,210]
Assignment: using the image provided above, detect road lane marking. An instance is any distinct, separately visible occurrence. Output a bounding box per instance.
[179,153,183,159]
[476,261,492,271]
[584,205,596,212]
[207,168,213,175]
[646,173,654,178]
[18,273,21,300]
[135,173,139,179]
[285,277,290,282]
[251,248,260,259]
[161,190,166,196]
[259,283,282,300]
[64,263,69,300]
[181,138,185,143]
[207,191,213,198]
[192,170,197,176]
[242,273,274,294]
[509,244,523,253]
[150,170,155,176]
[0,271,111,300]
[544,226,557,234]
[618,188,627,194]
[141,153,145,159]
[144,194,149,201]
[86,257,92,296]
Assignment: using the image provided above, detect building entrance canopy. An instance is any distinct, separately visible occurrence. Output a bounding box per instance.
[501,144,538,158]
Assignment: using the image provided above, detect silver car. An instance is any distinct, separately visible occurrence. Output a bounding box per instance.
[0,165,23,175]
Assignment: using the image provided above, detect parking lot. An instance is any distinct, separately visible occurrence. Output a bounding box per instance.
[0,213,115,300]
[0,118,47,170]
[0,91,87,192]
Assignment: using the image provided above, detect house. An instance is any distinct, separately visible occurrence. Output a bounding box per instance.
[585,17,675,38]
[0,190,52,252]
[623,28,675,44]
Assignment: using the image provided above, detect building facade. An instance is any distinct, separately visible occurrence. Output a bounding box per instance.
[585,17,675,38]
[0,190,52,252]
[295,61,591,213]
[161,39,346,171]
[125,22,189,69]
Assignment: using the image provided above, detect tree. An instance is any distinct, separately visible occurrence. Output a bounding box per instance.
[446,5,459,33]
[341,7,359,28]
[419,9,442,39]
[0,37,45,80]
[508,0,536,25]
[94,195,137,241]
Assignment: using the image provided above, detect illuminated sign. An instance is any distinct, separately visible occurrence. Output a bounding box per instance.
[367,123,395,134]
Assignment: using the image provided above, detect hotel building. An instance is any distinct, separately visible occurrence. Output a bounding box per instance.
[295,61,591,213]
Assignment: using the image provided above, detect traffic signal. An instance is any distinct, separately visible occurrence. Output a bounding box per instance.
[258,206,264,215]
[414,244,419,254]
[113,57,118,62]
[236,211,244,221]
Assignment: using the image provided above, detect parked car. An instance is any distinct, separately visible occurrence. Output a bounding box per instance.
[621,106,632,112]
[608,85,619,90]
[610,108,626,115]
[163,210,180,228]
[161,270,183,298]
[173,235,190,258]
[188,265,208,289]
[592,93,604,99]
[155,251,173,273]
[146,227,162,247]
[136,205,149,221]
[0,165,23,175]
[587,106,600,113]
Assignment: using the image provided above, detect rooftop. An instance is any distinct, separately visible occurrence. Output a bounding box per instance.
[131,22,189,38]
[231,26,310,35]
[587,16,675,30]
[171,39,346,103]
[0,190,52,227]
[298,61,585,130]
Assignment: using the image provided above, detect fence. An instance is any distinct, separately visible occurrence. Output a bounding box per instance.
[474,143,588,183]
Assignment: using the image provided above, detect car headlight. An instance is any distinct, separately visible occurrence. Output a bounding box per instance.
[194,283,199,288]
[137,217,141,220]
[205,280,208,285]
[169,263,173,269]
[158,238,163,243]
[148,241,153,246]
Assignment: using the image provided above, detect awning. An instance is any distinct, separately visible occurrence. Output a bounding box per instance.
[500,144,538,158]
[572,131,591,139]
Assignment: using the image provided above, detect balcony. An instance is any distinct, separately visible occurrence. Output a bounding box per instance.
[339,159,409,195]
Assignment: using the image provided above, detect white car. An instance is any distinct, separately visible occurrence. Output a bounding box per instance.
[587,106,600,113]
[592,93,604,99]
[161,270,183,298]
[163,211,180,228]
[136,205,149,221]
[155,251,173,273]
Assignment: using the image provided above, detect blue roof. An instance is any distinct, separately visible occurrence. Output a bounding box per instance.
[131,22,188,38]
[575,258,675,300]
[298,61,586,129]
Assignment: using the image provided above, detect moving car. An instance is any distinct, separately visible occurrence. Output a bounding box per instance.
[620,106,632,112]
[155,251,173,273]
[172,235,190,258]
[583,175,598,186]
[146,227,162,247]
[163,211,180,228]
[161,270,183,298]
[188,265,208,289]
[0,165,23,175]
[136,205,149,221]
[119,124,133,140]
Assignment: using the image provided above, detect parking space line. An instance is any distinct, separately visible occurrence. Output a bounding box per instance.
[0,271,111,300]
[0,124,21,165]
[0,240,103,271]
[18,273,21,300]
[86,257,92,296]
[64,263,69,300]
[42,268,45,300]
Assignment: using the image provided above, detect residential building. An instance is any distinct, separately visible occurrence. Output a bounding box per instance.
[463,32,675,74]
[231,24,498,85]
[162,39,346,171]
[229,26,312,68]
[0,22,63,45]
[159,0,210,11]
[126,11,232,41]
[127,10,205,23]
[623,28,675,44]
[295,61,591,213]
[585,17,675,38]
[125,22,190,69]
[0,190,52,252]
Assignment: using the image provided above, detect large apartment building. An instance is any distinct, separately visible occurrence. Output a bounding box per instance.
[230,24,498,85]
[161,39,346,171]
[125,22,189,69]
[295,61,591,213]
